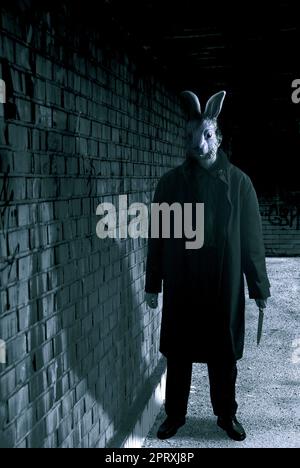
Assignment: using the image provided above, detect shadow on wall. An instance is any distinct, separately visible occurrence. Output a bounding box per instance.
[0,63,164,443]
[0,3,164,444]
[0,185,161,447]
[55,197,162,447]
[64,233,149,447]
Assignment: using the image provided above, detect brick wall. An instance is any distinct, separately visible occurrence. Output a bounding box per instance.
[260,195,300,256]
[0,5,185,447]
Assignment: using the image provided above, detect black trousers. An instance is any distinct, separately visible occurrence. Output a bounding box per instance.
[165,356,238,419]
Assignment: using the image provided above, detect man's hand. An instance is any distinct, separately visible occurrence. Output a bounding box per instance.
[255,298,268,309]
[145,293,159,309]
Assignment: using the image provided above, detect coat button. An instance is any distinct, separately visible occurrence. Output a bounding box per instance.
[218,169,224,177]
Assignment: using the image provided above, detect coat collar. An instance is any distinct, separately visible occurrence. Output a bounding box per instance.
[181,148,231,185]
[179,147,233,292]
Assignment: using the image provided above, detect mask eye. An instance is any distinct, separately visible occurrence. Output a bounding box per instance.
[206,131,213,139]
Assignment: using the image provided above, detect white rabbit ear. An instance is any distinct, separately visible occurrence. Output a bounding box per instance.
[180,90,201,120]
[204,91,226,119]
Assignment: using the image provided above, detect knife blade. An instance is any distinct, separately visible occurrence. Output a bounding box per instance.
[257,307,264,346]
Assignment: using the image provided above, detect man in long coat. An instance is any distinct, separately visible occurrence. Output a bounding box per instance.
[145,90,271,441]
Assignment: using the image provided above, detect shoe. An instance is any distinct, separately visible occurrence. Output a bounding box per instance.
[157,416,186,440]
[217,416,246,441]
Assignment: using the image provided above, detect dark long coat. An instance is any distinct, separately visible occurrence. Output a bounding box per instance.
[145,149,271,363]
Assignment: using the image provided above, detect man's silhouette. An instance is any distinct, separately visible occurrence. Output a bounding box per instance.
[145,90,270,441]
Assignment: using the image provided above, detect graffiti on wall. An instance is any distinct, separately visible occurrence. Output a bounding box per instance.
[267,195,300,231]
[0,168,20,279]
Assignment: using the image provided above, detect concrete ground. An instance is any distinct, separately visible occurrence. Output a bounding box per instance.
[143,258,300,448]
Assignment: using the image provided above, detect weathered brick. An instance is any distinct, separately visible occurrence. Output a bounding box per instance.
[34,341,53,370]
[61,305,75,328]
[8,385,29,420]
[17,204,31,226]
[18,255,32,280]
[8,229,29,255]
[61,390,74,418]
[0,311,18,340]
[45,315,60,340]
[26,418,46,448]
[27,323,46,351]
[42,432,58,448]
[0,3,187,449]
[16,406,34,442]
[8,124,28,150]
[6,333,27,363]
[15,98,32,122]
[81,409,93,436]
[88,421,100,448]
[36,55,52,79]
[0,368,16,400]
[45,405,61,436]
[53,109,67,130]
[73,398,85,425]
[57,414,73,445]
[1,34,15,61]
[28,370,48,401]
[15,355,33,386]
[36,105,52,128]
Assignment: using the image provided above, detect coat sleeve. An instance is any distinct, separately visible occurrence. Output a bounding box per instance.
[145,177,165,294]
[240,178,271,299]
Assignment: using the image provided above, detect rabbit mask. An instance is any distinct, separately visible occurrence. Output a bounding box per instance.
[181,90,226,168]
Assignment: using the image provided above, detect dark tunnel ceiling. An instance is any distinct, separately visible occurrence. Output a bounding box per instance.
[10,0,300,190]
[85,0,300,98]
[70,0,300,191]
[12,0,299,102]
